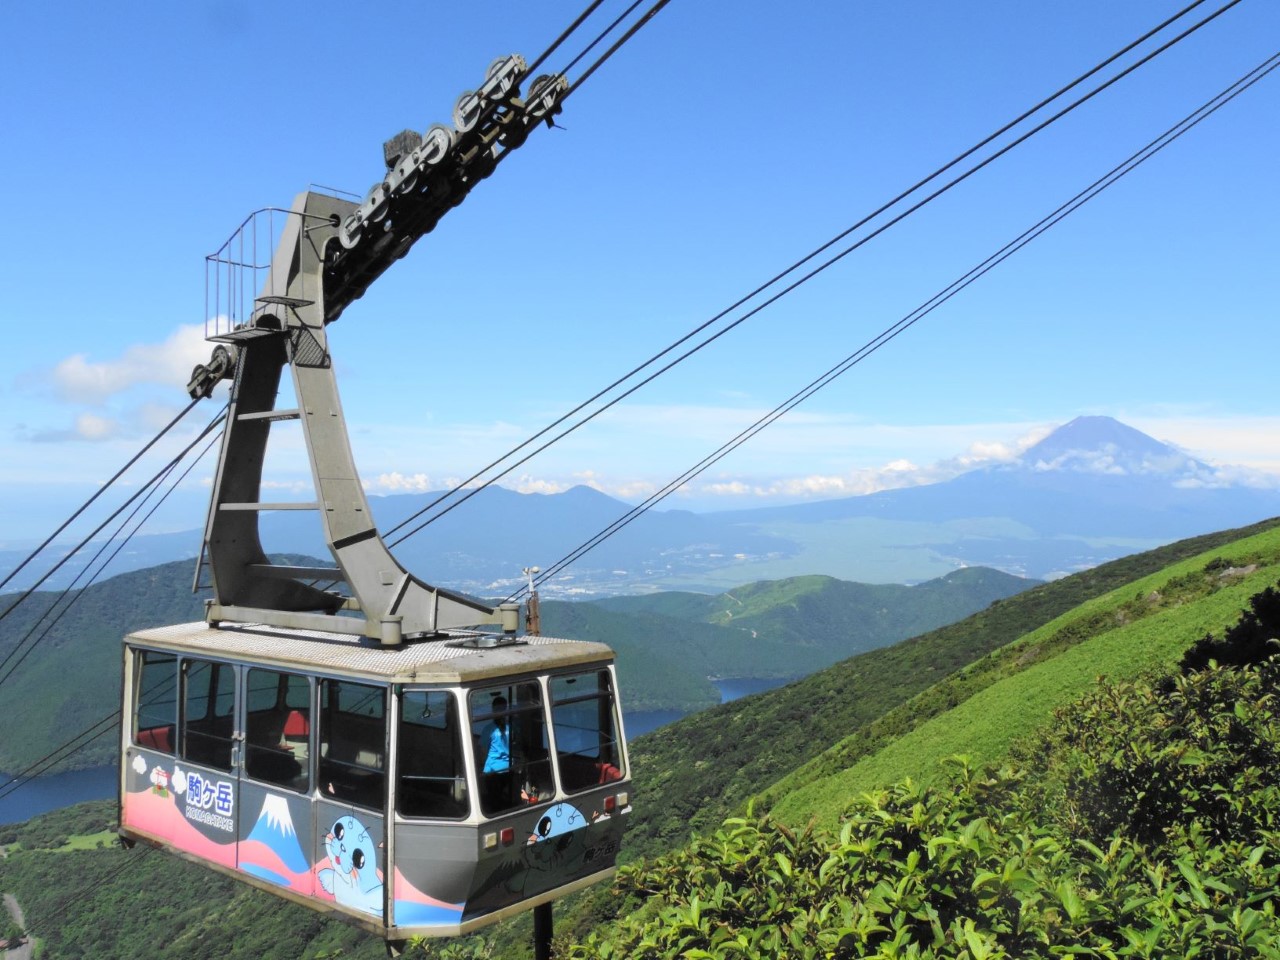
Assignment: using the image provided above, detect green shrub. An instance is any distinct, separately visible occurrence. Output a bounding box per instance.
[565,660,1280,958]
[1181,583,1280,671]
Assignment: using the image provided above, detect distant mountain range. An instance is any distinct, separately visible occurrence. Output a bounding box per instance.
[2,416,1276,594]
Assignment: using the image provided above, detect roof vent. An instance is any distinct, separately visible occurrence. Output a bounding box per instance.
[446,633,529,650]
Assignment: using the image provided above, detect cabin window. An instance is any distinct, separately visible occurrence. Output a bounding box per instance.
[470,682,554,817]
[551,669,624,793]
[397,690,468,819]
[180,658,235,772]
[243,668,311,793]
[133,650,177,753]
[319,679,385,809]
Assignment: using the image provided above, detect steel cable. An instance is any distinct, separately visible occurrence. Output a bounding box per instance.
[514,49,1280,598]
[0,405,227,627]
[0,429,224,692]
[0,397,201,594]
[382,0,1234,548]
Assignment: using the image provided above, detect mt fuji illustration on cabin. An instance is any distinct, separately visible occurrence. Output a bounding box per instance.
[240,795,312,889]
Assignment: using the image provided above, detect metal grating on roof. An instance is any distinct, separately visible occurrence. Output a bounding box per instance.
[126,621,613,684]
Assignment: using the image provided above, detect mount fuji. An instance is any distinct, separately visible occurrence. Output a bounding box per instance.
[713,416,1280,582]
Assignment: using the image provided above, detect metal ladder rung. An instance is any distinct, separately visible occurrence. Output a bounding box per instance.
[237,408,302,422]
[219,502,319,511]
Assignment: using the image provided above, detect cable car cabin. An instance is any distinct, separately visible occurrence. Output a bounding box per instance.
[119,621,631,940]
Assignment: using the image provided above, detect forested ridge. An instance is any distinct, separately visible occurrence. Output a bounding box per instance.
[0,558,1032,774]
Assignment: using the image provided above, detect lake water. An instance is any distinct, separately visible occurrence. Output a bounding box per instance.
[625,675,796,737]
[0,765,118,827]
[0,677,796,825]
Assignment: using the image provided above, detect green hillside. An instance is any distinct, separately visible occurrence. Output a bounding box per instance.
[592,567,1037,680]
[0,558,1032,775]
[620,518,1280,861]
[0,520,1278,959]
[769,525,1280,827]
[536,601,726,710]
[558,527,1280,956]
[5,539,1278,959]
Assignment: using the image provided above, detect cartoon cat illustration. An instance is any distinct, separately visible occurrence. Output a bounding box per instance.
[317,814,384,917]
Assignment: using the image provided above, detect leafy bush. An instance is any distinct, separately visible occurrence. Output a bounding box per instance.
[565,660,1280,958]
[0,914,22,943]
[1181,583,1280,671]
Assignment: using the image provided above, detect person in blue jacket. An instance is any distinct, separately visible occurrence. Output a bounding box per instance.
[482,696,511,773]
[480,696,512,811]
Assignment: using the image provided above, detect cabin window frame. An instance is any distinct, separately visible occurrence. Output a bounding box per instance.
[132,648,178,753]
[178,656,237,772]
[548,667,626,795]
[242,666,313,794]
[395,687,470,821]
[468,679,555,818]
[318,677,387,811]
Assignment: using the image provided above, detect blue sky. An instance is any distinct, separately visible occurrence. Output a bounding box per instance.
[2,1,1278,543]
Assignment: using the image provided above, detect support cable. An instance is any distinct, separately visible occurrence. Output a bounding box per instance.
[0,397,201,594]
[558,0,652,78]
[525,0,613,78]
[0,429,224,692]
[562,0,674,99]
[0,710,119,803]
[0,405,227,626]
[512,49,1280,597]
[382,0,1234,547]
[0,656,183,804]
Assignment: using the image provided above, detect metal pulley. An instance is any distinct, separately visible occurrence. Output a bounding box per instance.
[455,55,525,134]
[186,343,238,400]
[324,53,567,317]
[525,75,567,120]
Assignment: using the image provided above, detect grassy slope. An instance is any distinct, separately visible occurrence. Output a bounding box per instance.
[770,524,1280,828]
[621,517,1280,861]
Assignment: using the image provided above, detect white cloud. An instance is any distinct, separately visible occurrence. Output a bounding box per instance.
[1128,415,1280,473]
[514,475,570,495]
[26,411,123,443]
[703,480,752,496]
[371,472,436,493]
[608,478,661,500]
[74,412,119,441]
[51,324,209,404]
[261,479,313,494]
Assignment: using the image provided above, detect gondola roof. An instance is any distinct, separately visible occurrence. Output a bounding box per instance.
[127,622,615,685]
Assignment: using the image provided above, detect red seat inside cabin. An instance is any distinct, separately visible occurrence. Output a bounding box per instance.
[137,725,173,753]
[283,710,310,739]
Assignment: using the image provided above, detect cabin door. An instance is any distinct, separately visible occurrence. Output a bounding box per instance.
[173,657,240,869]
[312,678,389,922]
[235,667,317,897]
